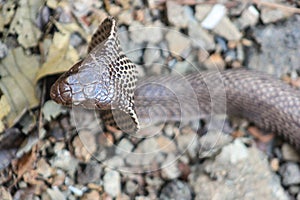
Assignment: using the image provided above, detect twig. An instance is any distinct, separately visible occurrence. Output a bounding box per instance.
[251,0,300,14]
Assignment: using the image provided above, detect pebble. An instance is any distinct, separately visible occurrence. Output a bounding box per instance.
[0,42,8,59]
[125,180,138,194]
[116,138,134,156]
[177,132,199,159]
[280,162,300,186]
[201,4,227,30]
[213,16,242,41]
[77,162,102,185]
[46,187,65,200]
[166,1,190,28]
[260,5,293,24]
[198,131,232,158]
[156,135,177,153]
[159,180,192,200]
[161,154,181,179]
[218,139,249,164]
[188,21,215,50]
[51,149,78,176]
[144,21,164,44]
[190,141,289,200]
[281,143,300,162]
[68,185,84,196]
[236,5,259,29]
[247,15,300,77]
[195,4,212,22]
[118,10,134,25]
[143,43,161,65]
[165,30,191,58]
[103,170,121,197]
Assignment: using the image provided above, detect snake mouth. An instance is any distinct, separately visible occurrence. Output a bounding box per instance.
[50,80,72,106]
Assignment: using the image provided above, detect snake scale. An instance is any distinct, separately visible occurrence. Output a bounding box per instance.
[50,17,300,150]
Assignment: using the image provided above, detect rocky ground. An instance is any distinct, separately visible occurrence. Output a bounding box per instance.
[1,0,300,199]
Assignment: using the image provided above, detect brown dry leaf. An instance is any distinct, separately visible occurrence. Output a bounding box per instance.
[35,31,80,82]
[13,146,37,180]
[0,47,40,128]
[8,0,43,48]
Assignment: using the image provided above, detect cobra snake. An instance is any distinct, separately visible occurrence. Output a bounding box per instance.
[50,17,300,150]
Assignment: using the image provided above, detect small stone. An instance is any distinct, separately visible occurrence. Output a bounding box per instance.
[166,1,190,28]
[143,43,161,65]
[280,162,300,186]
[165,30,191,58]
[77,162,102,185]
[156,135,177,153]
[125,137,159,168]
[68,185,84,196]
[218,139,249,164]
[177,132,199,159]
[70,33,83,48]
[236,5,259,29]
[103,170,121,197]
[260,6,293,24]
[281,143,300,162]
[124,42,143,63]
[171,61,190,75]
[201,4,226,30]
[213,17,242,41]
[118,10,133,25]
[116,138,134,156]
[195,4,213,21]
[270,158,280,172]
[0,42,8,59]
[288,186,300,195]
[161,154,181,180]
[129,21,146,44]
[199,131,232,158]
[125,180,138,194]
[159,180,192,200]
[51,149,78,176]
[144,21,164,44]
[36,158,54,179]
[81,190,101,200]
[188,21,215,50]
[47,187,65,200]
[203,53,225,70]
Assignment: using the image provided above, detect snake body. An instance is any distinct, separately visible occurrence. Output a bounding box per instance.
[50,17,300,149]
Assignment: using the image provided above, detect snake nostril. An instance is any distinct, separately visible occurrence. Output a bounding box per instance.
[50,81,72,105]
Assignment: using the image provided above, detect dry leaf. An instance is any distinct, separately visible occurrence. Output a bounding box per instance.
[8,0,43,48]
[0,96,11,132]
[0,47,40,128]
[35,31,80,82]
[13,146,37,181]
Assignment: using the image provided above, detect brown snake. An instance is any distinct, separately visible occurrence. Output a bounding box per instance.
[50,17,300,150]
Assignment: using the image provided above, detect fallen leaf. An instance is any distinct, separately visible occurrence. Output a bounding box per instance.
[35,31,80,82]
[0,96,11,132]
[8,0,43,48]
[0,47,40,128]
[13,146,37,180]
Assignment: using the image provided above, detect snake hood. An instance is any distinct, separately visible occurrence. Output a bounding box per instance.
[50,17,140,132]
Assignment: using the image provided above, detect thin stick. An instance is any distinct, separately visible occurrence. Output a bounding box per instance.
[251,0,300,14]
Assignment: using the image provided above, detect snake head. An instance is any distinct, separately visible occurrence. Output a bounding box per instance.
[50,57,116,110]
[50,16,140,133]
